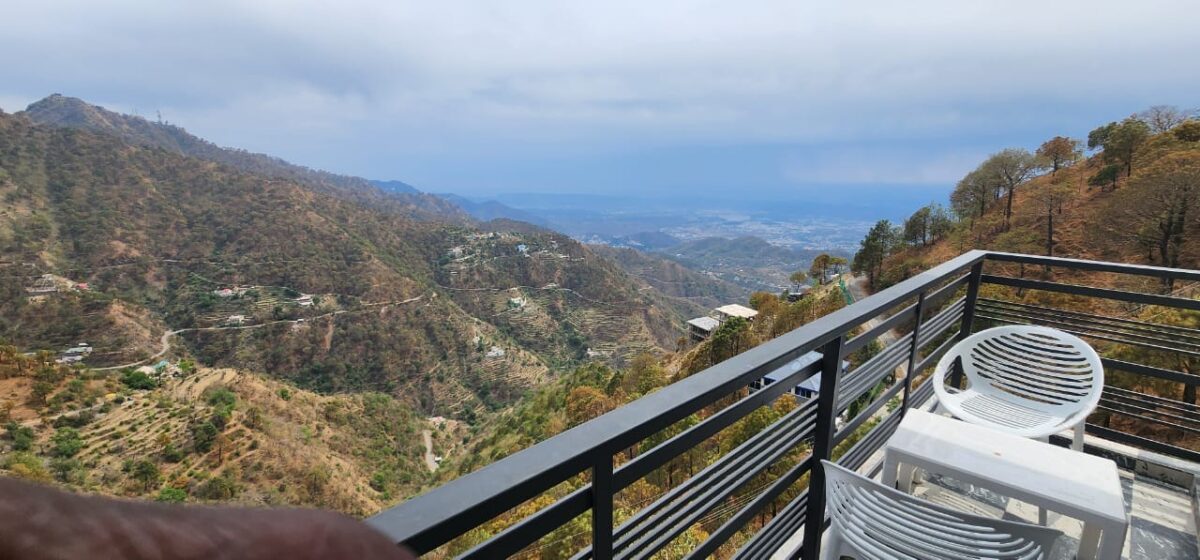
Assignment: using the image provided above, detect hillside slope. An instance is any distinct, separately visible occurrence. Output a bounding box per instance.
[0,108,689,416]
[589,244,750,310]
[20,94,469,223]
[0,347,451,515]
[872,128,1200,287]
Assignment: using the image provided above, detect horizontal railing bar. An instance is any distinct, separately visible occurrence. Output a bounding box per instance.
[912,331,961,378]
[837,334,912,407]
[925,273,971,310]
[1102,358,1200,386]
[839,409,903,472]
[685,456,815,560]
[734,490,809,560]
[979,298,1200,342]
[844,303,916,354]
[911,375,935,406]
[613,360,820,490]
[1099,394,1200,426]
[1097,403,1200,436]
[612,405,817,558]
[975,307,1200,354]
[978,310,1200,358]
[1083,424,1200,464]
[457,487,590,559]
[616,409,816,557]
[915,299,965,348]
[981,274,1200,312]
[1100,394,1200,426]
[835,382,904,445]
[985,252,1200,282]
[976,302,1200,354]
[1104,386,1200,415]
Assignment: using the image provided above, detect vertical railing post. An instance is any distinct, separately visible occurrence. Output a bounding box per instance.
[901,291,926,412]
[951,261,985,388]
[592,454,614,558]
[797,335,846,560]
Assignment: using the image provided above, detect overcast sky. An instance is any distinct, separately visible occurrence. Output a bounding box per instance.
[2,1,1197,199]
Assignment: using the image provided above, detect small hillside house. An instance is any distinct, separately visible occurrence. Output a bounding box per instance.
[687,316,721,343]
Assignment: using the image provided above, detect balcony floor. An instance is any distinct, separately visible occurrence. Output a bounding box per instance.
[912,469,1197,560]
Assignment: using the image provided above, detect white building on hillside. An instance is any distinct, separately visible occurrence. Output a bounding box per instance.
[713,304,759,323]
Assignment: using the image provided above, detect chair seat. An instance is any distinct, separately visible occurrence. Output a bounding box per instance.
[957,392,1059,435]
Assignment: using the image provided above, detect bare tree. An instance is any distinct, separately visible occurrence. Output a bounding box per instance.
[1029,177,1073,258]
[1137,105,1194,133]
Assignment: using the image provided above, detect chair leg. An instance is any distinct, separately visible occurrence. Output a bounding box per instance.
[1038,505,1047,526]
[819,531,844,560]
[898,464,918,494]
[1072,423,1085,451]
[1078,523,1102,560]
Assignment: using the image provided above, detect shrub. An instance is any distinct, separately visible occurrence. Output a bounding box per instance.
[196,474,239,500]
[5,422,35,451]
[162,444,184,463]
[51,427,83,458]
[50,457,83,483]
[191,422,219,453]
[4,452,50,482]
[132,460,161,490]
[120,370,157,390]
[156,487,187,503]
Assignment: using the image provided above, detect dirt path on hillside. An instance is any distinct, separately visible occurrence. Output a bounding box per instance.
[847,275,907,383]
[91,294,426,372]
[422,429,438,472]
[847,275,900,347]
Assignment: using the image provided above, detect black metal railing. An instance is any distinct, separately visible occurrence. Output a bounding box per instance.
[367,251,1200,559]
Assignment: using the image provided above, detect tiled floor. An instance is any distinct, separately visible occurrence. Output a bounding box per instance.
[913,470,1197,560]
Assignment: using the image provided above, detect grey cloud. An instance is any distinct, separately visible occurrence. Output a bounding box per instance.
[2,1,1197,193]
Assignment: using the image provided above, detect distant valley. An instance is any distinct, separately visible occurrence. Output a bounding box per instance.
[430,192,861,291]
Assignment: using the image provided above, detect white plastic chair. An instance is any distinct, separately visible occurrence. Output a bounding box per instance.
[821,460,1062,560]
[933,325,1104,451]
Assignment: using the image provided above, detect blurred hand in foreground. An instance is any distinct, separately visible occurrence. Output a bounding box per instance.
[0,476,416,559]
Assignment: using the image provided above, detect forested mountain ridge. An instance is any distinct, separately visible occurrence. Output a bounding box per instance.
[20,94,470,224]
[0,107,694,417]
[852,106,1200,291]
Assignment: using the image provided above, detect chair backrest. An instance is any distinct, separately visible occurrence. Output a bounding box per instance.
[822,460,1061,560]
[936,325,1104,416]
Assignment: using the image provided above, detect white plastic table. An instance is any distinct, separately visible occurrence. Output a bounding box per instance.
[882,409,1128,560]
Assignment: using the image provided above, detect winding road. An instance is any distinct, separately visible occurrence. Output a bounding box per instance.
[421,430,438,472]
